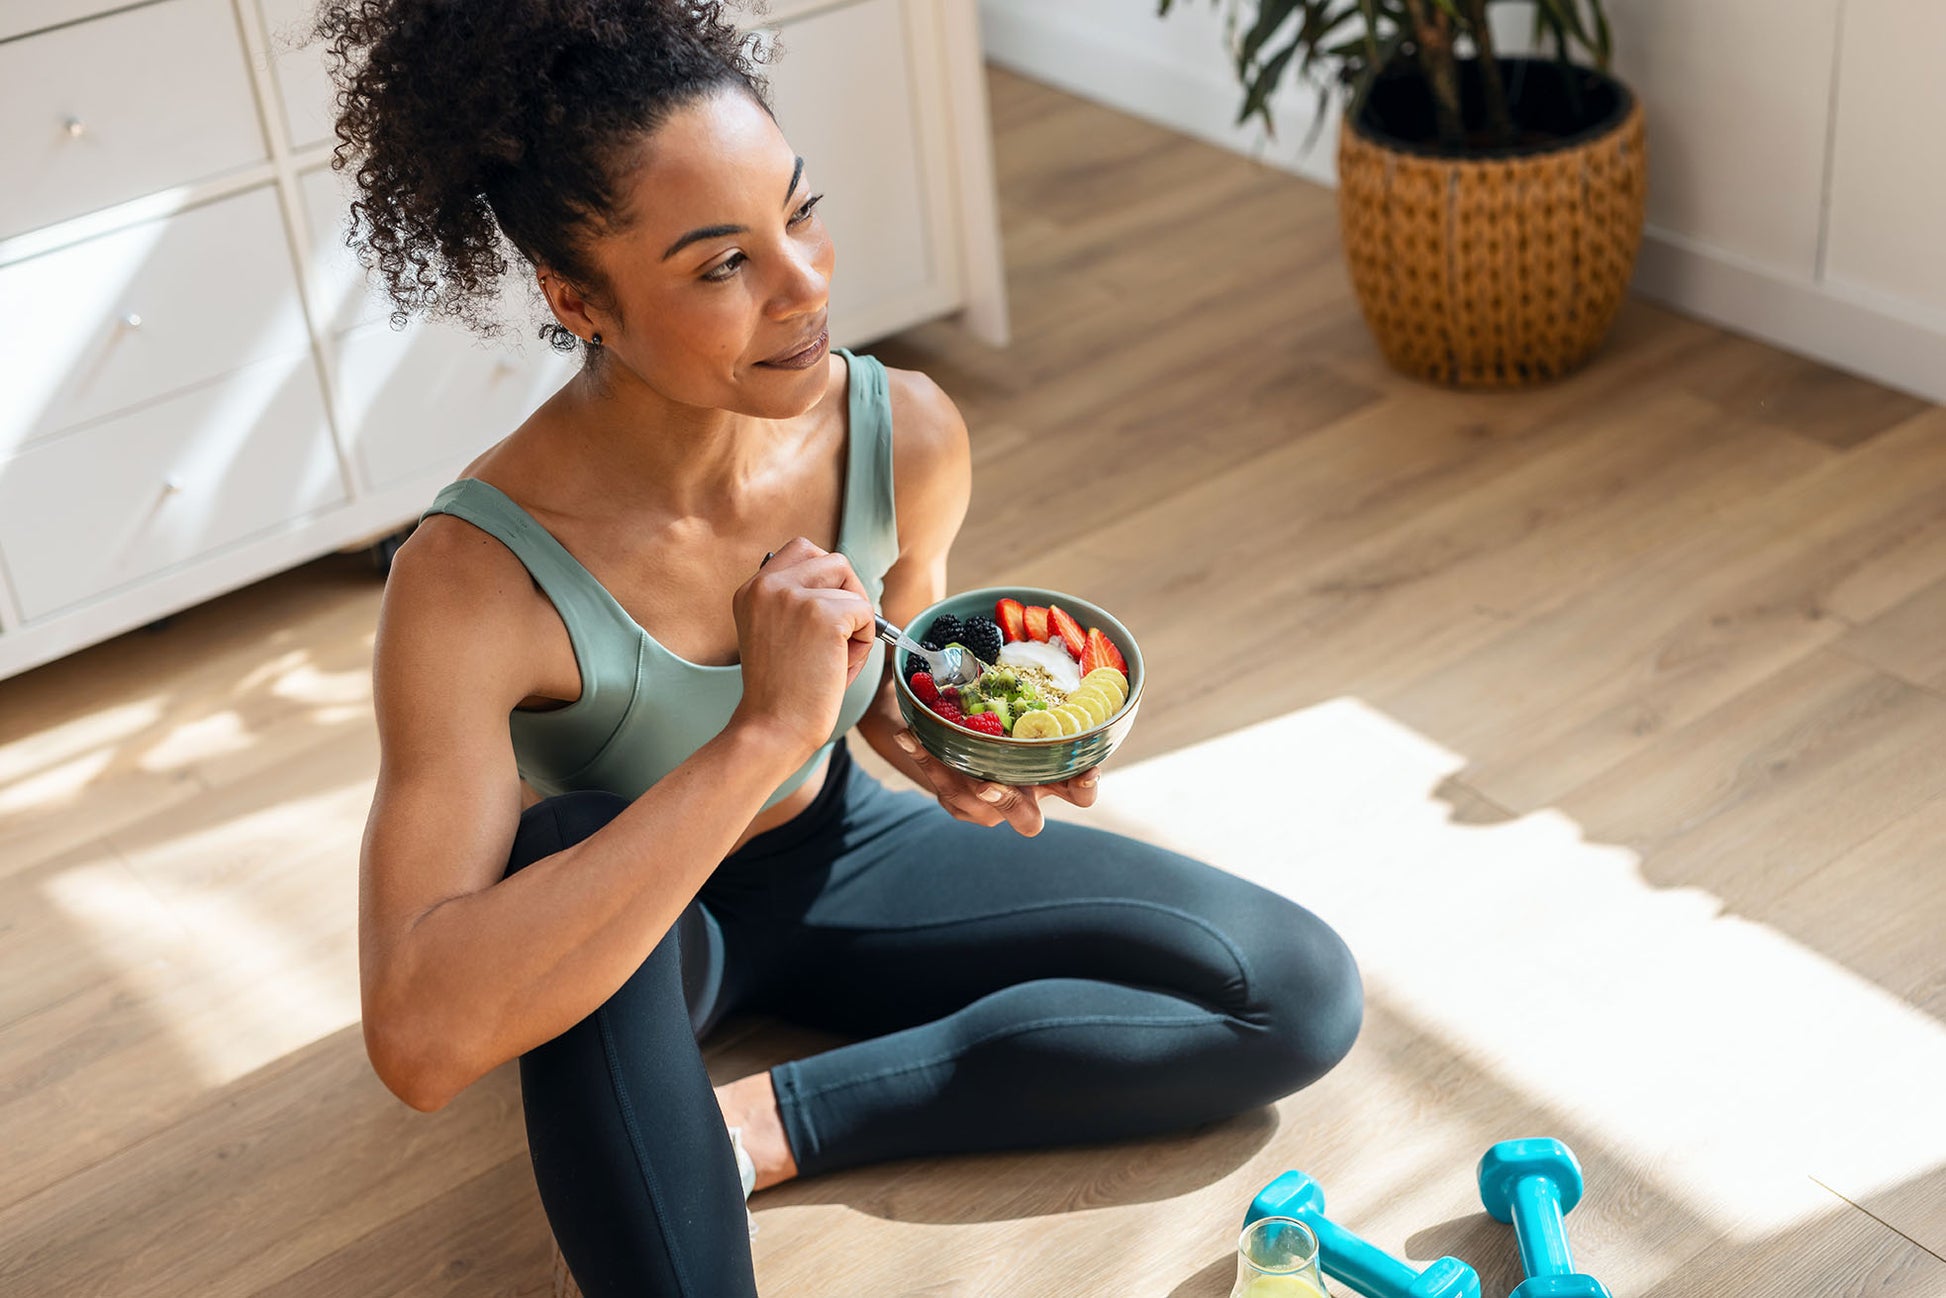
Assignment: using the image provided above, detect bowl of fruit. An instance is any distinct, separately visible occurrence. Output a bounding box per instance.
[893,586,1142,786]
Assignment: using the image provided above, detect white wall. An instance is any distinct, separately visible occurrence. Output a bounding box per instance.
[980,0,1946,405]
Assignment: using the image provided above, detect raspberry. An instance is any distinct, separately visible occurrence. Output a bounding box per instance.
[961,712,1005,736]
[909,671,940,704]
[931,698,964,723]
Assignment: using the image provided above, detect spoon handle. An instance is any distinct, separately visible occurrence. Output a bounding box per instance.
[874,614,925,657]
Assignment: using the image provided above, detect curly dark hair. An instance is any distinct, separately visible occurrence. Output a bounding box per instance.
[309,0,773,356]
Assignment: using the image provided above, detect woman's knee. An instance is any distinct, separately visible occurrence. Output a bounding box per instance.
[505,789,631,879]
[1239,900,1364,1093]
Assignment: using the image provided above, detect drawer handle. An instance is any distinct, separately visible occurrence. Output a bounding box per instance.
[63,116,87,139]
[122,312,143,330]
[162,475,186,495]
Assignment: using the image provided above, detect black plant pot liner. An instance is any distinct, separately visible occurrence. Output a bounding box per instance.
[1351,56,1636,161]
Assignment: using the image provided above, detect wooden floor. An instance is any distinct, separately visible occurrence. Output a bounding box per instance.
[5,66,1945,1296]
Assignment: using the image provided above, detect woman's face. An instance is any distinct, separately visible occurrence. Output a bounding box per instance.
[558,87,836,420]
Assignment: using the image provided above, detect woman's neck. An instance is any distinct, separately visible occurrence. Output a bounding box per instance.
[547,361,802,522]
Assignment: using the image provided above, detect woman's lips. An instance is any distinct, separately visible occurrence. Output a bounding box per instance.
[757,328,829,370]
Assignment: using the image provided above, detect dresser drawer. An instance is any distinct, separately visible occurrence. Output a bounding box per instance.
[0,0,135,43]
[333,318,577,492]
[260,0,335,150]
[0,0,267,242]
[298,164,390,335]
[0,187,312,453]
[0,356,346,623]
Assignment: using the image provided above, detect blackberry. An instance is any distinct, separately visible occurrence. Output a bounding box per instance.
[920,613,965,652]
[960,615,1004,664]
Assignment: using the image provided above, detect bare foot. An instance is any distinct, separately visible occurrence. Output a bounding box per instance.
[714,1072,800,1192]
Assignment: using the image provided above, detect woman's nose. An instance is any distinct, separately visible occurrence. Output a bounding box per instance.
[770,241,831,318]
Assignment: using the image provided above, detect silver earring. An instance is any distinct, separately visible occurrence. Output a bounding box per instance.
[589,332,602,347]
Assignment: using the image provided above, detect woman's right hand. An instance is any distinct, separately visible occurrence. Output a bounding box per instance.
[729,536,878,759]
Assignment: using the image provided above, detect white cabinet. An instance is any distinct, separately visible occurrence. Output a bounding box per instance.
[0,0,267,241]
[0,0,1007,681]
[331,320,581,495]
[0,187,314,452]
[764,0,959,342]
[259,0,338,151]
[0,357,344,622]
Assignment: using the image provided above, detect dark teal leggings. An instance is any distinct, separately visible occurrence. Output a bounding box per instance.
[505,738,1362,1297]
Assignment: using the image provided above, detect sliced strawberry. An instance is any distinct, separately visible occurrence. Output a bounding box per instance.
[1049,605,1086,659]
[1023,605,1051,643]
[995,598,1028,643]
[1084,627,1127,676]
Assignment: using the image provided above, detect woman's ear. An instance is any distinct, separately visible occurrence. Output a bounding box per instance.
[537,268,601,345]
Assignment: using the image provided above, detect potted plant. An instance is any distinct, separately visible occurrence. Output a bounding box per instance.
[1161,0,1645,388]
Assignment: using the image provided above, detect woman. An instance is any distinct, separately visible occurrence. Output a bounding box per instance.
[325,2,1363,1294]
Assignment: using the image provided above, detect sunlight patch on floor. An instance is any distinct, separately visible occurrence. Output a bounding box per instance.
[0,745,117,820]
[1068,697,1946,1240]
[36,779,369,1087]
[269,660,373,707]
[0,698,162,788]
[135,708,253,772]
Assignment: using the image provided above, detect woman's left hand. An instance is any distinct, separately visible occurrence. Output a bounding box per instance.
[891,729,1098,836]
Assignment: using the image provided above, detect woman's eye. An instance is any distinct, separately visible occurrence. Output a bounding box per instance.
[701,196,823,282]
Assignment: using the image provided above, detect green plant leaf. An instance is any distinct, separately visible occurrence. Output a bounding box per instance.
[1237,0,1303,69]
[1534,0,1593,50]
[1357,0,1384,66]
[1237,35,1305,132]
[1294,3,1363,73]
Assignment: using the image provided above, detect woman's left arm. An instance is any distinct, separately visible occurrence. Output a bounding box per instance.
[852,368,1099,836]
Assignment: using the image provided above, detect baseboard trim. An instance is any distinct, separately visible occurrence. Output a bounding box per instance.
[1632,228,1946,405]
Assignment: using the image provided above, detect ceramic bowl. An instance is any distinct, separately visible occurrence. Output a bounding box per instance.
[893,585,1142,786]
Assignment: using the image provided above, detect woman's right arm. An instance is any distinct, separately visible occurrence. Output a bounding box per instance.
[359,527,871,1111]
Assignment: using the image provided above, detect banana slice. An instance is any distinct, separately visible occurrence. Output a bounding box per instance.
[1064,690,1112,726]
[1079,668,1129,703]
[1011,710,1062,740]
[1045,705,1083,736]
[1053,704,1095,734]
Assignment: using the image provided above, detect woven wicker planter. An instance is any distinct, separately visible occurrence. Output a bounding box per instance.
[1337,59,1647,388]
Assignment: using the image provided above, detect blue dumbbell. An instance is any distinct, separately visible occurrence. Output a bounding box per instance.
[1247,1171,1480,1298]
[1476,1139,1611,1298]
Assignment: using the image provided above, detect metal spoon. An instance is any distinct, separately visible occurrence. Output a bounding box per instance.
[875,615,983,689]
[757,553,984,690]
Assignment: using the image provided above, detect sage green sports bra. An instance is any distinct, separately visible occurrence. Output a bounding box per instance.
[418,348,898,811]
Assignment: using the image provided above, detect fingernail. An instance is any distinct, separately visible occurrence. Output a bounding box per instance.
[978,786,1004,803]
[1078,774,1099,788]
[894,732,917,753]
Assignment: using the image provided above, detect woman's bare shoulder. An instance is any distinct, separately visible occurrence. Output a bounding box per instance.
[878,362,972,556]
[373,514,549,707]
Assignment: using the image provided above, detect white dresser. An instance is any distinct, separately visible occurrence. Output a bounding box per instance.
[0,0,1007,681]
